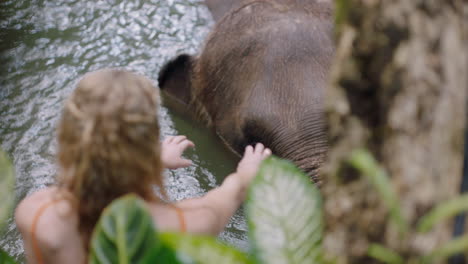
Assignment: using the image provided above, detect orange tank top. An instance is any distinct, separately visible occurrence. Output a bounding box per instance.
[168,204,187,232]
[30,200,186,264]
[30,199,61,264]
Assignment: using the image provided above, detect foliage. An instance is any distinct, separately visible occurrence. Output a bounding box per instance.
[89,157,325,264]
[0,249,16,264]
[161,232,253,264]
[348,149,408,234]
[0,149,18,264]
[367,244,404,264]
[335,0,350,30]
[348,148,468,263]
[246,157,323,264]
[0,149,15,234]
[422,235,468,264]
[417,194,468,233]
[89,195,162,264]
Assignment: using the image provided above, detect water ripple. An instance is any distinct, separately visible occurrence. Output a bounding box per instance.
[1,0,245,261]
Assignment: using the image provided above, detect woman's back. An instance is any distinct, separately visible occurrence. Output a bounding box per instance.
[16,188,85,264]
[16,187,195,264]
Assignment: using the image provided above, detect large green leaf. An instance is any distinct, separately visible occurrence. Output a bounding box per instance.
[0,149,15,234]
[89,194,167,264]
[246,156,323,264]
[0,248,17,264]
[160,232,253,264]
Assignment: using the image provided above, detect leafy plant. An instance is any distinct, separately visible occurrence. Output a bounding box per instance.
[0,149,15,234]
[0,149,18,264]
[348,149,408,234]
[161,232,253,264]
[246,157,323,264]
[367,244,404,264]
[0,249,17,264]
[89,156,325,264]
[335,0,350,29]
[89,195,162,264]
[417,194,468,233]
[422,235,468,264]
[348,148,468,264]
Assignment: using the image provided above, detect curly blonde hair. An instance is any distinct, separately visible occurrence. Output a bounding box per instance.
[56,69,164,249]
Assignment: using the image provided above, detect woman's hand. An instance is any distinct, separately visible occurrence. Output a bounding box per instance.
[175,143,272,235]
[161,135,195,169]
[235,143,272,186]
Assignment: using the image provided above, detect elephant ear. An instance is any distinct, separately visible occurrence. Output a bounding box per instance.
[158,54,194,105]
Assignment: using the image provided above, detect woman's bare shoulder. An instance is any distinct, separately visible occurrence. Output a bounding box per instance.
[15,187,78,245]
[15,187,58,226]
[16,187,84,263]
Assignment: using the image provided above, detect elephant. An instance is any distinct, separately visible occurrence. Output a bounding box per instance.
[158,0,334,182]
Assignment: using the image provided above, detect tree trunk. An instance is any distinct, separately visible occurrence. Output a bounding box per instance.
[322,0,468,262]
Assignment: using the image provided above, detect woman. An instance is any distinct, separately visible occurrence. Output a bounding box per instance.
[15,69,271,264]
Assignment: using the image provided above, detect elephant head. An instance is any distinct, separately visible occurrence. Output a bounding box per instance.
[158,0,334,182]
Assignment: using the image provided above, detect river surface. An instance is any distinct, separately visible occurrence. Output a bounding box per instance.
[0,0,246,262]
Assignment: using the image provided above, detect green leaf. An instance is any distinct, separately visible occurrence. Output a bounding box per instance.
[0,149,15,235]
[335,0,350,28]
[89,194,163,264]
[422,235,468,263]
[246,156,323,264]
[348,149,409,234]
[160,232,253,264]
[0,248,17,264]
[368,244,404,264]
[417,194,468,233]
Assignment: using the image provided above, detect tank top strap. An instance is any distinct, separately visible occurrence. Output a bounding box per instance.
[30,199,62,264]
[168,204,186,233]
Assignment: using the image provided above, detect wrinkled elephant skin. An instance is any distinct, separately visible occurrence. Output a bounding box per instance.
[158,0,334,182]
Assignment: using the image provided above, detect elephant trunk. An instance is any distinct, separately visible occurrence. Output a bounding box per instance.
[245,110,328,184]
[272,134,327,184]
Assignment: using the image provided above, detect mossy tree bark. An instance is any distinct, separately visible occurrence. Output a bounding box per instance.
[322,0,468,262]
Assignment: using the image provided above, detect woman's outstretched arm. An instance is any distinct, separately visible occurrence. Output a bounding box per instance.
[176,143,271,235]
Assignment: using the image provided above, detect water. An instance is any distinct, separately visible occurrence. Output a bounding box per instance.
[0,0,247,262]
